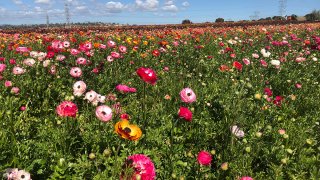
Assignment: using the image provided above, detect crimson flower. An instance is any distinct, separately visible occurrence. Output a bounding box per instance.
[178,107,192,122]
[136,67,157,85]
[56,101,78,117]
[233,61,243,71]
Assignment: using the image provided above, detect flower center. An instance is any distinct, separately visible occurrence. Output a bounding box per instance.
[124,127,131,133]
[187,93,191,96]
[101,111,106,115]
[21,175,25,178]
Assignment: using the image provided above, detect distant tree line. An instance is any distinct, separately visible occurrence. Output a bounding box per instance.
[182,9,320,24]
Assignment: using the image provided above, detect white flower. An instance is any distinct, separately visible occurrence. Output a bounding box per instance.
[231,125,245,138]
[270,60,280,66]
[16,170,32,180]
[97,94,106,103]
[260,48,271,58]
[84,90,97,103]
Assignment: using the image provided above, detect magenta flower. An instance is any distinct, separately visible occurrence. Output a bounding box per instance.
[240,177,254,180]
[70,67,82,78]
[136,67,158,85]
[123,154,156,180]
[70,49,80,56]
[16,46,29,53]
[116,84,137,93]
[180,88,196,103]
[56,101,78,118]
[178,107,192,122]
[107,40,116,48]
[95,105,113,122]
[197,151,212,166]
[76,57,87,65]
[119,45,127,53]
[5,80,12,87]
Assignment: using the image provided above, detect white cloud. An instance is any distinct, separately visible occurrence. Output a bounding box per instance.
[135,0,159,11]
[12,0,23,5]
[182,1,189,7]
[162,4,178,12]
[34,0,51,4]
[165,0,174,5]
[76,6,87,10]
[106,1,126,13]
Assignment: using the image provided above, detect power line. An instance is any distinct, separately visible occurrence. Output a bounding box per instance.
[64,2,70,28]
[279,0,287,17]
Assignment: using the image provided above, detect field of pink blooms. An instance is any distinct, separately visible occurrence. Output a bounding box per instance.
[0,23,320,180]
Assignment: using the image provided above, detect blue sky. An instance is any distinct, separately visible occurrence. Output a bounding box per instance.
[0,0,319,25]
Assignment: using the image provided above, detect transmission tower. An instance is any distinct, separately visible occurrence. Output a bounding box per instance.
[250,11,260,21]
[64,3,70,28]
[279,0,287,17]
[46,12,49,29]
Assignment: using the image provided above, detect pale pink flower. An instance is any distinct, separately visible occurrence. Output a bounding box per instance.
[73,81,87,97]
[84,90,98,103]
[63,41,70,48]
[231,125,245,138]
[106,55,114,62]
[52,40,64,50]
[30,51,38,58]
[56,54,66,61]
[295,83,302,89]
[43,60,51,67]
[295,57,306,63]
[11,87,20,94]
[180,88,196,103]
[95,105,113,122]
[99,44,107,49]
[252,53,259,59]
[23,58,36,67]
[260,59,268,67]
[12,66,26,75]
[278,129,286,135]
[49,65,57,75]
[97,94,106,103]
[69,67,82,78]
[242,58,251,65]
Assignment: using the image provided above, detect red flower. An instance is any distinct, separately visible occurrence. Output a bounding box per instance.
[178,107,192,122]
[232,61,243,71]
[136,67,157,85]
[219,64,230,72]
[152,49,160,57]
[56,101,78,117]
[264,87,273,97]
[197,151,212,166]
[273,96,283,107]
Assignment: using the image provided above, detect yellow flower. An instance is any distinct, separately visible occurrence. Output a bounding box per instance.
[115,119,142,141]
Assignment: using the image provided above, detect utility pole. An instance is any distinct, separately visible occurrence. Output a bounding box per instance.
[279,0,287,17]
[46,12,49,29]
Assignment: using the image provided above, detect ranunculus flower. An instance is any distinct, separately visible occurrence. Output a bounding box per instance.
[260,59,268,67]
[197,150,212,166]
[231,125,245,138]
[116,84,137,93]
[273,96,283,107]
[233,61,243,71]
[115,119,142,141]
[97,94,106,103]
[70,67,82,78]
[270,59,280,66]
[11,87,20,94]
[56,55,66,61]
[16,46,29,53]
[56,101,78,117]
[180,88,196,103]
[70,48,80,56]
[295,83,302,89]
[122,154,156,180]
[119,45,127,53]
[12,66,26,75]
[242,58,251,65]
[23,58,36,67]
[73,81,87,97]
[264,87,273,97]
[5,80,12,87]
[95,105,112,122]
[136,67,158,85]
[84,90,98,104]
[0,63,6,73]
[76,57,87,65]
[178,107,192,122]
[106,55,114,62]
[240,177,254,180]
[107,40,116,48]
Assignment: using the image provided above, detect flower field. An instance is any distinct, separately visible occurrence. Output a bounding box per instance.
[0,23,320,179]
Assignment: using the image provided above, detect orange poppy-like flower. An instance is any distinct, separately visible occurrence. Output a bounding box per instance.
[115,119,142,141]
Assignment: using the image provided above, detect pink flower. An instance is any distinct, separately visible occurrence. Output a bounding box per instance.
[231,125,245,138]
[0,63,6,73]
[23,58,36,67]
[178,107,192,122]
[73,81,87,97]
[197,151,212,166]
[11,87,20,94]
[20,106,26,111]
[51,40,64,51]
[295,83,302,89]
[240,177,254,180]
[5,80,12,87]
[260,59,268,67]
[56,101,78,117]
[70,67,82,78]
[111,52,121,58]
[106,55,114,62]
[56,54,66,61]
[242,58,251,65]
[12,66,26,75]
[76,57,87,65]
[123,154,156,180]
[116,84,137,93]
[84,90,98,104]
[107,40,116,48]
[95,105,113,122]
[119,45,127,53]
[63,41,70,48]
[264,88,273,97]
[278,129,286,135]
[163,66,169,71]
[273,96,283,107]
[70,48,80,56]
[180,88,196,103]
[9,59,16,65]
[16,46,29,53]
[252,53,259,59]
[49,65,57,75]
[99,44,107,49]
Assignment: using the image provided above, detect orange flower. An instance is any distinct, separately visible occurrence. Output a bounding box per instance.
[115,119,142,141]
[93,42,100,48]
